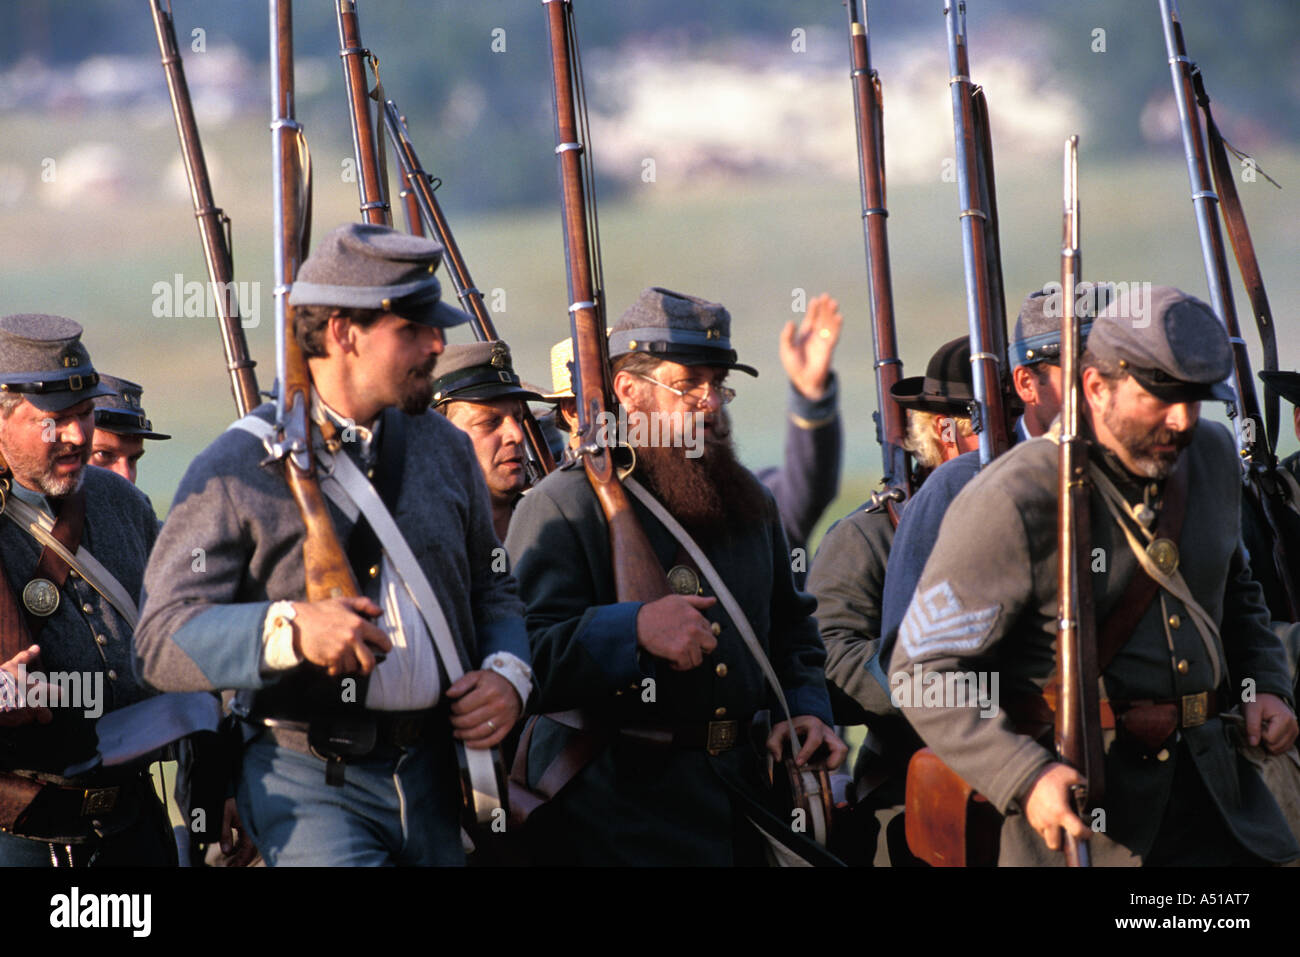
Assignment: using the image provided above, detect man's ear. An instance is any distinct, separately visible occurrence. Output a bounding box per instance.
[1081,366,1109,414]
[325,311,355,356]
[611,369,639,407]
[1012,365,1038,406]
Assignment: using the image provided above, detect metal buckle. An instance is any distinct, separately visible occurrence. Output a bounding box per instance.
[1181,691,1208,728]
[705,720,738,755]
[80,786,119,816]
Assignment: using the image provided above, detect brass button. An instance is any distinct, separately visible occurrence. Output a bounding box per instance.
[714,706,727,718]
[68,569,79,579]
[1168,614,1181,629]
[710,622,721,636]
[368,565,380,579]
[81,603,93,614]
[96,635,107,646]
[107,669,118,681]
[715,663,728,678]
[366,468,375,479]
[1176,659,1189,674]
[1156,748,1170,762]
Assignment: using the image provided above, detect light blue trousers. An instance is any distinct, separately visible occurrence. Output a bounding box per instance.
[236,734,465,867]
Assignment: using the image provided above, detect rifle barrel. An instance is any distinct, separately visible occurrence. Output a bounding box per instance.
[151,0,260,416]
[335,0,391,226]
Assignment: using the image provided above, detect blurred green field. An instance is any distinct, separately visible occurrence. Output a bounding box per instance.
[2,112,1299,556]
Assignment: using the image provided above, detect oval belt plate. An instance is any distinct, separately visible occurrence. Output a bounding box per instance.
[1147,538,1179,577]
[666,565,701,596]
[22,578,60,617]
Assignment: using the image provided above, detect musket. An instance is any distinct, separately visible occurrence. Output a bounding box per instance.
[943,0,1012,466]
[334,0,390,226]
[394,108,426,237]
[267,0,356,605]
[845,0,912,504]
[381,101,557,480]
[150,0,260,417]
[1055,136,1103,868]
[1159,0,1300,620]
[543,0,666,602]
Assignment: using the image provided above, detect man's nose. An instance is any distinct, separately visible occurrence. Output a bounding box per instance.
[503,414,525,444]
[1165,402,1195,432]
[60,417,88,446]
[428,327,445,355]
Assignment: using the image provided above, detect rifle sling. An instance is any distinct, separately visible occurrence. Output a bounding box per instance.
[1191,68,1281,455]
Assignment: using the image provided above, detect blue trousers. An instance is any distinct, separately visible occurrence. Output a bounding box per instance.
[236,733,465,866]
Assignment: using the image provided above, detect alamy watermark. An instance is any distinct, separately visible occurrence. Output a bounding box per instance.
[889,663,1000,719]
[585,407,705,458]
[0,665,104,718]
[150,274,260,328]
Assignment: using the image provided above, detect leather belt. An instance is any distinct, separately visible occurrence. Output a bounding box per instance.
[1008,690,1217,753]
[618,719,741,755]
[259,709,436,760]
[0,768,154,843]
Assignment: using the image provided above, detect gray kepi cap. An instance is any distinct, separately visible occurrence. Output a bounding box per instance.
[288,222,471,330]
[1007,283,1112,368]
[93,374,171,440]
[431,341,544,408]
[1089,285,1234,403]
[608,287,758,377]
[0,314,116,412]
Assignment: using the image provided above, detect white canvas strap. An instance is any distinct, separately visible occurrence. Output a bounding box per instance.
[2,496,139,626]
[230,414,500,821]
[623,476,802,752]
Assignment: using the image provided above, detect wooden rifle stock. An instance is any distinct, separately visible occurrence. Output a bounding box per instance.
[943,1,1012,466]
[269,0,358,605]
[1056,137,1102,867]
[150,0,260,417]
[381,102,556,480]
[1160,0,1299,621]
[544,0,666,603]
[335,0,391,226]
[845,0,912,501]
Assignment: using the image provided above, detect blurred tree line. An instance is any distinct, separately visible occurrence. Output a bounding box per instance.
[5,0,1296,210]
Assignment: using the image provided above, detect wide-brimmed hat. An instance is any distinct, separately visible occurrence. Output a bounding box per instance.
[890,336,975,414]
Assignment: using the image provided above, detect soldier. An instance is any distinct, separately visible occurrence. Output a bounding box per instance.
[432,341,544,543]
[505,287,846,865]
[0,315,175,866]
[89,374,171,486]
[134,223,533,866]
[807,334,977,865]
[891,286,1300,865]
[542,291,846,554]
[880,289,1094,673]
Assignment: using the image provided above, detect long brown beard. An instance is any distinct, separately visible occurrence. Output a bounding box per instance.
[634,420,771,535]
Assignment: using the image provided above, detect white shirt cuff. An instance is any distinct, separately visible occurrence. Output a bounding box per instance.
[481,651,532,708]
[261,601,303,673]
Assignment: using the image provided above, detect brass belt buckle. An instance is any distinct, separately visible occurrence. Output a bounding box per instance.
[706,720,738,755]
[81,785,119,816]
[1181,691,1208,729]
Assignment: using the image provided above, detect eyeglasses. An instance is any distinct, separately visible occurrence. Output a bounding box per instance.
[633,373,736,407]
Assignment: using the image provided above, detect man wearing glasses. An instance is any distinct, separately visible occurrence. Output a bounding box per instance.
[505,287,846,865]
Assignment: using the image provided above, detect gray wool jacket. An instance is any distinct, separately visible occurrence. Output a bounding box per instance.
[133,404,528,717]
[1,467,158,775]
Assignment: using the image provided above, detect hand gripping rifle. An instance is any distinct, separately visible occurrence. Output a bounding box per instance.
[943,0,1013,466]
[543,0,666,602]
[1159,0,1300,621]
[1055,137,1104,868]
[335,0,391,227]
[845,0,913,507]
[381,102,557,482]
[150,0,260,417]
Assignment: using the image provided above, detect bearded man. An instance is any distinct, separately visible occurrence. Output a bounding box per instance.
[0,314,176,866]
[504,287,846,865]
[891,286,1299,866]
